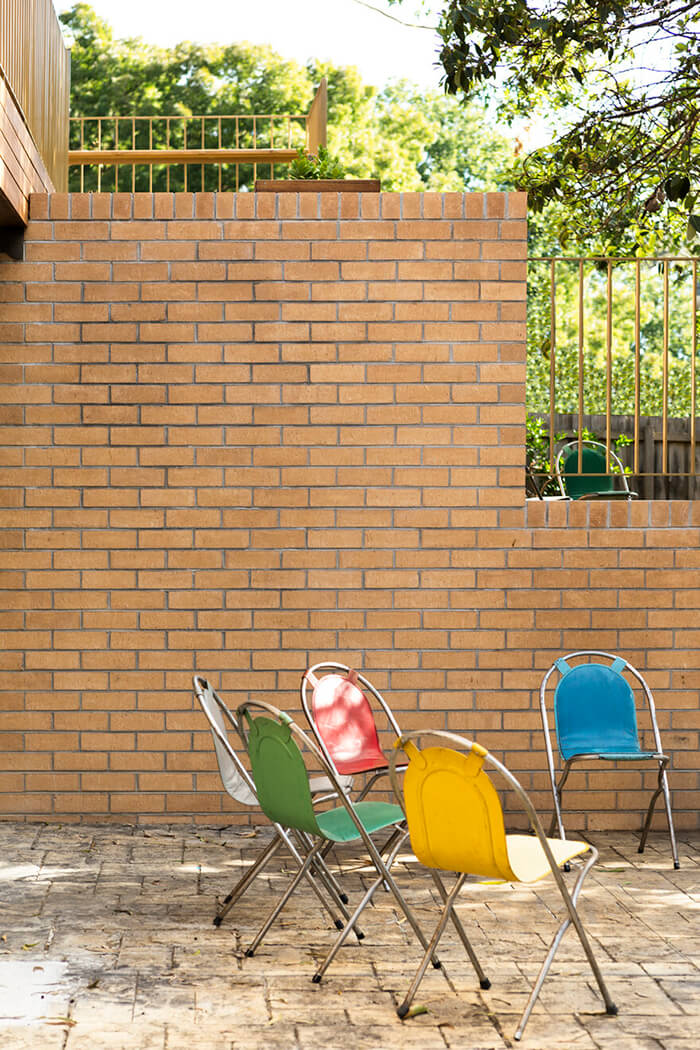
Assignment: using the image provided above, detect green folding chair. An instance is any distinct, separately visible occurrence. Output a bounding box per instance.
[555,439,637,500]
[236,699,442,982]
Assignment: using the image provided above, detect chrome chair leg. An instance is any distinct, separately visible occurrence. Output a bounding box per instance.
[213,834,283,927]
[515,847,617,1041]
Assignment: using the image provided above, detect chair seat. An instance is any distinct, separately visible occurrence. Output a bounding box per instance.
[333,750,389,775]
[309,773,354,794]
[506,834,590,883]
[316,800,404,843]
[572,750,663,762]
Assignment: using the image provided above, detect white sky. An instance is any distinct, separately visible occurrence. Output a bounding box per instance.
[56,0,444,90]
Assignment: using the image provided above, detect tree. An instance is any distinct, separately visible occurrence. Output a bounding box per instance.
[391,0,700,253]
[61,3,516,194]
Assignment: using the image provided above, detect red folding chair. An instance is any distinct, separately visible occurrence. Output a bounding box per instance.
[300,661,404,797]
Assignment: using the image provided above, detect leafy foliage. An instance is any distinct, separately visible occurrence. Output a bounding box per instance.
[289,146,346,179]
[61,4,517,194]
[392,0,700,252]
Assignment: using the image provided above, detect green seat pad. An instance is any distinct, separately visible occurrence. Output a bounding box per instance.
[316,800,404,843]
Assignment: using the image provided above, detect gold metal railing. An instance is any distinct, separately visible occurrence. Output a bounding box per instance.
[528,256,699,497]
[68,79,328,193]
[0,0,71,191]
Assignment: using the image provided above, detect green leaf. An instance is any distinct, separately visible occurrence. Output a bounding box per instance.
[665,175,691,202]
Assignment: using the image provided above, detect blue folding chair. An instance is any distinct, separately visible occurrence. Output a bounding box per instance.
[540,651,679,868]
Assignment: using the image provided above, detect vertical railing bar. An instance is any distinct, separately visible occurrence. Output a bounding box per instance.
[218,116,222,192]
[549,260,556,472]
[692,259,697,485]
[149,117,153,192]
[201,116,205,193]
[663,260,669,475]
[132,116,136,193]
[184,118,188,192]
[606,259,613,470]
[634,259,641,476]
[578,258,584,473]
[166,117,170,192]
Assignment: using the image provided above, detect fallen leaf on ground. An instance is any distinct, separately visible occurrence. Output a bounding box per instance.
[403,1005,429,1018]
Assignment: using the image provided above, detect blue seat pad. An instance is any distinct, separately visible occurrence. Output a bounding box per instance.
[316,800,404,843]
[581,750,661,761]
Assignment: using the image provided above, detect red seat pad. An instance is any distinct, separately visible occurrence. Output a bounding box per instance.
[311,673,388,775]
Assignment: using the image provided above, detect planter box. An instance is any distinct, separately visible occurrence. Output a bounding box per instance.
[255,179,381,192]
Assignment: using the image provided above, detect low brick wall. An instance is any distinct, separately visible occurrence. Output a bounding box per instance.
[0,190,698,830]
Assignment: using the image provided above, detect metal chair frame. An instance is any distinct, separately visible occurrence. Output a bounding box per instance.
[236,698,442,983]
[555,438,637,500]
[300,661,405,798]
[389,729,618,1041]
[539,652,679,868]
[193,675,353,929]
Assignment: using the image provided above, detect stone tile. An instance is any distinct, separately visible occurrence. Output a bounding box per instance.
[0,825,697,1048]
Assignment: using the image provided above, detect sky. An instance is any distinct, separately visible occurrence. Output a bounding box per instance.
[56,0,445,90]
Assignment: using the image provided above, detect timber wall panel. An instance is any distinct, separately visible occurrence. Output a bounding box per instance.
[0,190,698,835]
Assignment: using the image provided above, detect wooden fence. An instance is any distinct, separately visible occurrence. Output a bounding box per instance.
[0,0,70,192]
[532,412,700,499]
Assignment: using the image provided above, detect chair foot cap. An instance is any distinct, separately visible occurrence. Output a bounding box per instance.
[674,861,681,869]
[222,892,234,905]
[340,893,349,904]
[356,931,365,940]
[432,960,441,969]
[637,847,644,854]
[606,1003,619,1016]
[244,949,255,957]
[480,979,491,989]
[397,1005,409,1019]
[212,916,222,927]
[312,974,322,984]
[334,919,344,930]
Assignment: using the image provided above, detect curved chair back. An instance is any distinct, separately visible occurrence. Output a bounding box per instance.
[193,676,256,806]
[301,663,397,774]
[562,444,614,498]
[399,739,515,881]
[244,711,322,837]
[553,657,639,760]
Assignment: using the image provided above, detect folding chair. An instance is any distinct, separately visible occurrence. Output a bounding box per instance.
[555,439,637,500]
[236,699,442,982]
[193,675,354,929]
[539,652,679,868]
[389,730,618,1041]
[300,661,404,796]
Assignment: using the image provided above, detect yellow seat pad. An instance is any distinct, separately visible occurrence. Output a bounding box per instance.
[506,834,590,883]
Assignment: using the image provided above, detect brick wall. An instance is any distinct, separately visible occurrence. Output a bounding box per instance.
[0,189,698,832]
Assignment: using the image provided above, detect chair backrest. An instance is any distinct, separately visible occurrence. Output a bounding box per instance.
[553,657,640,760]
[193,676,257,807]
[303,667,387,774]
[400,739,516,882]
[245,713,321,837]
[561,442,616,499]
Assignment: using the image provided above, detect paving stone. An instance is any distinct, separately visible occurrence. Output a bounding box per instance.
[0,825,697,1049]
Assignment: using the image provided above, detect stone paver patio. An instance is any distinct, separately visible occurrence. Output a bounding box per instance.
[0,822,697,1049]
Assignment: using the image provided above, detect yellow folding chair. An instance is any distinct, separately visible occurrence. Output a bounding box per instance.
[389,731,618,1041]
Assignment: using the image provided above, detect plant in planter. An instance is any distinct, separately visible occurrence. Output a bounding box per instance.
[289,146,345,180]
[255,146,380,192]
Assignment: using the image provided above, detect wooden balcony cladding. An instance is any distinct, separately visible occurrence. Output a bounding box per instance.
[0,0,70,226]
